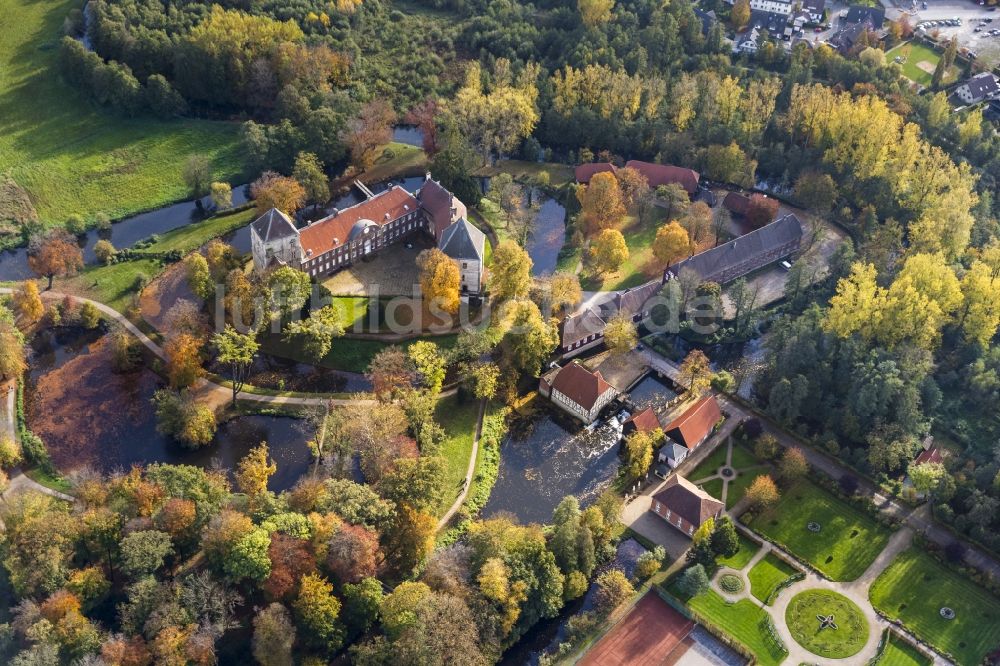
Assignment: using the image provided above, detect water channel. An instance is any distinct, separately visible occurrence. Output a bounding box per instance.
[25,328,314,491]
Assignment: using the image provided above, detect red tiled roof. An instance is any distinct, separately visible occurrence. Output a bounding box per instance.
[664,395,722,449]
[551,361,617,411]
[623,407,662,437]
[652,475,724,528]
[575,163,617,184]
[418,178,465,238]
[914,447,943,466]
[723,192,751,215]
[298,186,418,258]
[625,160,700,194]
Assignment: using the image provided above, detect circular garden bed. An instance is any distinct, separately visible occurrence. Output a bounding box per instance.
[719,573,744,594]
[785,589,869,658]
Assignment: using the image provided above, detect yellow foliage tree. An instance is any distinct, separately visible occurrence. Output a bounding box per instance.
[236,442,277,509]
[578,0,614,27]
[416,248,460,315]
[164,333,204,389]
[577,171,626,232]
[589,228,628,274]
[12,281,44,324]
[652,221,690,265]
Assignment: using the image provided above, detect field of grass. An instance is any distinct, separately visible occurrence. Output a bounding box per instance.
[689,443,730,480]
[717,532,760,570]
[701,477,724,501]
[748,553,799,604]
[58,207,257,311]
[869,548,1000,665]
[475,160,576,188]
[748,479,892,581]
[672,586,787,666]
[581,212,667,291]
[886,41,960,87]
[730,442,763,469]
[0,0,246,231]
[329,297,371,330]
[727,469,766,509]
[785,589,869,658]
[876,633,932,666]
[262,331,458,374]
[434,394,482,516]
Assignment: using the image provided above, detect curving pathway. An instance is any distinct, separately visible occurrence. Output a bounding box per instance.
[437,398,487,530]
[0,288,371,408]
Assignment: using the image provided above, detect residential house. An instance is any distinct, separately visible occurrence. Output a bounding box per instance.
[625,160,700,196]
[574,163,618,184]
[622,407,662,439]
[844,5,884,26]
[560,280,663,359]
[955,72,1000,105]
[560,308,608,357]
[658,441,693,470]
[734,26,763,55]
[802,0,825,23]
[249,174,484,294]
[725,0,792,16]
[539,361,620,423]
[650,475,725,536]
[693,8,718,35]
[663,213,803,284]
[664,395,723,450]
[914,447,943,467]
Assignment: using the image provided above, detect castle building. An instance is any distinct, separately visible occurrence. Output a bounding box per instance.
[249,174,484,294]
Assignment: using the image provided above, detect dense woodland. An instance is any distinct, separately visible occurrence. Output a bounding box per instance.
[12,0,1000,658]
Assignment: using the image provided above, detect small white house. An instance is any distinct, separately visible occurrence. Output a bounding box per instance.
[539,361,619,424]
[955,72,1000,105]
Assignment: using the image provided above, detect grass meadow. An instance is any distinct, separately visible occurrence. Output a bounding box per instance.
[0,0,245,230]
[748,479,892,581]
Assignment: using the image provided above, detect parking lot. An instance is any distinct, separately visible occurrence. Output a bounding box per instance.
[912,0,1000,66]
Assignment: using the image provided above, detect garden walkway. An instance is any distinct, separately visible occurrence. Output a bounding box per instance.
[437,398,487,531]
[0,288,371,409]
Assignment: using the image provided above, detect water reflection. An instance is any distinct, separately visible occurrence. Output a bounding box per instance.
[484,412,622,525]
[26,328,312,491]
[523,190,567,276]
[0,186,249,281]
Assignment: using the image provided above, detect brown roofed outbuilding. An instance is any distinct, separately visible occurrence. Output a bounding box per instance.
[664,395,722,449]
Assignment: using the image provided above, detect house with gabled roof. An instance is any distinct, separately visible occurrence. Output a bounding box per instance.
[651,474,725,536]
[625,160,700,195]
[539,360,620,423]
[622,407,662,439]
[663,213,803,284]
[559,307,608,357]
[955,72,1000,106]
[664,395,723,450]
[574,162,618,184]
[248,173,484,294]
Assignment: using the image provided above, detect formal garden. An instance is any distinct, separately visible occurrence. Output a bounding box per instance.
[785,589,869,658]
[869,548,1000,665]
[748,552,800,605]
[747,478,893,581]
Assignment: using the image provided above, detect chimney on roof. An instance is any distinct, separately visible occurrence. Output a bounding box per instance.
[384,212,390,220]
[425,172,432,181]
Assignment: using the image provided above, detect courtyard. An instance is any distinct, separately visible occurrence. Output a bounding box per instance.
[885,41,961,87]
[321,234,433,297]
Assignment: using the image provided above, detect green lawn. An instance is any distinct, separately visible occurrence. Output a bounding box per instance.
[748,479,892,581]
[434,394,482,516]
[785,589,869,658]
[262,332,458,374]
[0,0,245,235]
[869,548,1000,665]
[717,532,760,570]
[876,633,932,666]
[329,297,371,331]
[730,442,763,469]
[672,587,787,666]
[701,477,724,501]
[885,41,961,87]
[688,442,730,481]
[581,212,666,291]
[475,160,576,188]
[58,207,257,311]
[748,553,799,605]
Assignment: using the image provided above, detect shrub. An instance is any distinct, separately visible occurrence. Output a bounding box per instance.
[594,569,635,616]
[719,573,744,593]
[677,564,710,597]
[754,433,779,460]
[93,239,116,265]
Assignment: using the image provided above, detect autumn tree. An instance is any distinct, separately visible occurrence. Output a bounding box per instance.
[616,167,649,209]
[678,349,711,394]
[251,171,306,215]
[263,533,316,602]
[417,248,460,314]
[253,603,296,666]
[490,240,533,300]
[294,573,344,653]
[577,171,626,232]
[292,151,329,209]
[120,530,173,577]
[622,430,656,483]
[745,194,779,229]
[212,326,259,406]
[499,299,559,374]
[93,239,116,265]
[452,60,540,164]
[680,201,713,250]
[152,389,217,448]
[778,447,808,482]
[603,314,637,355]
[12,280,44,324]
[184,253,214,301]
[794,171,838,214]
[366,346,416,399]
[731,0,750,29]
[211,181,232,210]
[266,265,311,317]
[384,504,438,575]
[550,272,582,313]
[578,0,614,27]
[28,230,83,289]
[404,98,441,155]
[657,183,690,220]
[343,99,396,171]
[326,523,381,584]
[594,569,635,615]
[408,340,446,394]
[653,221,690,265]
[236,442,277,510]
[590,228,628,274]
[746,474,780,508]
[165,333,204,389]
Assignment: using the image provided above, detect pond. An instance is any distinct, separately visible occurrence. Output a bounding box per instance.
[392,125,425,147]
[626,372,678,409]
[483,410,622,525]
[523,190,567,276]
[25,328,313,491]
[0,186,250,282]
[206,353,370,394]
